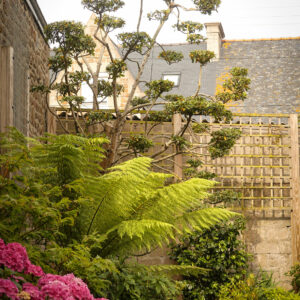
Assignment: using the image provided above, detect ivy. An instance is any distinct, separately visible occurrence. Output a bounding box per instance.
[170,217,250,300]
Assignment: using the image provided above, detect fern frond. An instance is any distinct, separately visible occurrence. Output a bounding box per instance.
[142,178,215,222]
[78,157,157,234]
[103,219,177,254]
[75,157,239,256]
[141,264,208,276]
[176,208,237,232]
[31,134,108,183]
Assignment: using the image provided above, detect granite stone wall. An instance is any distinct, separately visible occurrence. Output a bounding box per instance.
[0,0,49,136]
[245,217,292,288]
[217,38,300,114]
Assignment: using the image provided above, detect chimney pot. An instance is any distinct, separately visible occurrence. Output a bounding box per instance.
[204,22,225,60]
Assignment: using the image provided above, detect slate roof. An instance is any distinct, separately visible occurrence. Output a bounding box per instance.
[126,42,217,98]
[126,37,300,114]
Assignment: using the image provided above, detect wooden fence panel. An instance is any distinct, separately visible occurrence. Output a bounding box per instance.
[185,114,292,219]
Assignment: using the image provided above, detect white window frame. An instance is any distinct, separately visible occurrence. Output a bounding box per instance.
[81,72,110,109]
[162,73,181,87]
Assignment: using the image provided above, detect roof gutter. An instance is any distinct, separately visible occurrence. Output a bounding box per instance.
[24,0,47,38]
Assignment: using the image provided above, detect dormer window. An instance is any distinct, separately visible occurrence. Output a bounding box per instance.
[162,73,181,87]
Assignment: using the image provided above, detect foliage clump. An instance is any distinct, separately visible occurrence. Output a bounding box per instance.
[170,217,250,300]
[0,129,236,298]
[287,264,300,294]
[219,273,300,300]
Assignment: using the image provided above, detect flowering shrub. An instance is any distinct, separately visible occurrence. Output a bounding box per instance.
[0,239,44,277]
[0,239,108,300]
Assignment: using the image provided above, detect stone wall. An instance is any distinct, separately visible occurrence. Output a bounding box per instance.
[134,217,293,289]
[245,217,292,288]
[217,38,300,114]
[0,0,49,136]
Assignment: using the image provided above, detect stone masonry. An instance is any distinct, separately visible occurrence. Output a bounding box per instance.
[0,0,49,136]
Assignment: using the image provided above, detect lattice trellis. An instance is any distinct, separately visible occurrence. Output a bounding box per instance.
[55,111,297,217]
[184,114,292,218]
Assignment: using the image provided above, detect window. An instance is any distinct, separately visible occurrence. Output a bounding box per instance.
[162,73,181,87]
[81,72,110,109]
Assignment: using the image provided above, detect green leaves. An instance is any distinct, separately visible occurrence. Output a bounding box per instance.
[99,14,125,32]
[98,79,123,98]
[193,0,221,15]
[106,59,127,79]
[118,32,152,55]
[45,21,95,58]
[145,80,174,99]
[166,95,231,121]
[216,67,251,103]
[159,50,184,65]
[189,50,215,65]
[125,135,153,153]
[175,21,205,44]
[170,217,250,300]
[208,128,242,159]
[81,0,124,14]
[147,9,170,22]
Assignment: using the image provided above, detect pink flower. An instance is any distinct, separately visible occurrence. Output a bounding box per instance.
[22,283,43,300]
[41,280,73,300]
[60,274,95,299]
[25,263,44,277]
[0,241,31,273]
[38,274,62,287]
[0,239,44,277]
[0,278,19,300]
[38,273,105,300]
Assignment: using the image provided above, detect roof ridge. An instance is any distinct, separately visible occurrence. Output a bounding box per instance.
[223,37,300,42]
[156,42,204,46]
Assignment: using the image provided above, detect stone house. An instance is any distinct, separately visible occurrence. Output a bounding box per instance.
[49,14,145,110]
[50,15,300,115]
[0,0,49,136]
[127,23,300,114]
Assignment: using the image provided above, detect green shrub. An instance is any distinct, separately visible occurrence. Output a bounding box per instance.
[0,129,235,298]
[169,216,250,299]
[287,264,300,294]
[218,273,300,300]
[102,262,182,300]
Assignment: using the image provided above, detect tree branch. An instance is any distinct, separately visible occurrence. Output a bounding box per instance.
[137,0,144,33]
[124,6,174,114]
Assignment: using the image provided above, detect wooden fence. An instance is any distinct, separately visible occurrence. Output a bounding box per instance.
[53,111,300,263]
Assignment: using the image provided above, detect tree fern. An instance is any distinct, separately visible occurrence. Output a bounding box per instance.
[75,157,237,257]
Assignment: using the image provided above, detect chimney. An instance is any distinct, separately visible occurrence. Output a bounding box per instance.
[204,23,225,60]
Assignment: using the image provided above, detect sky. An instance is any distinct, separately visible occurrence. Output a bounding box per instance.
[37,0,300,43]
